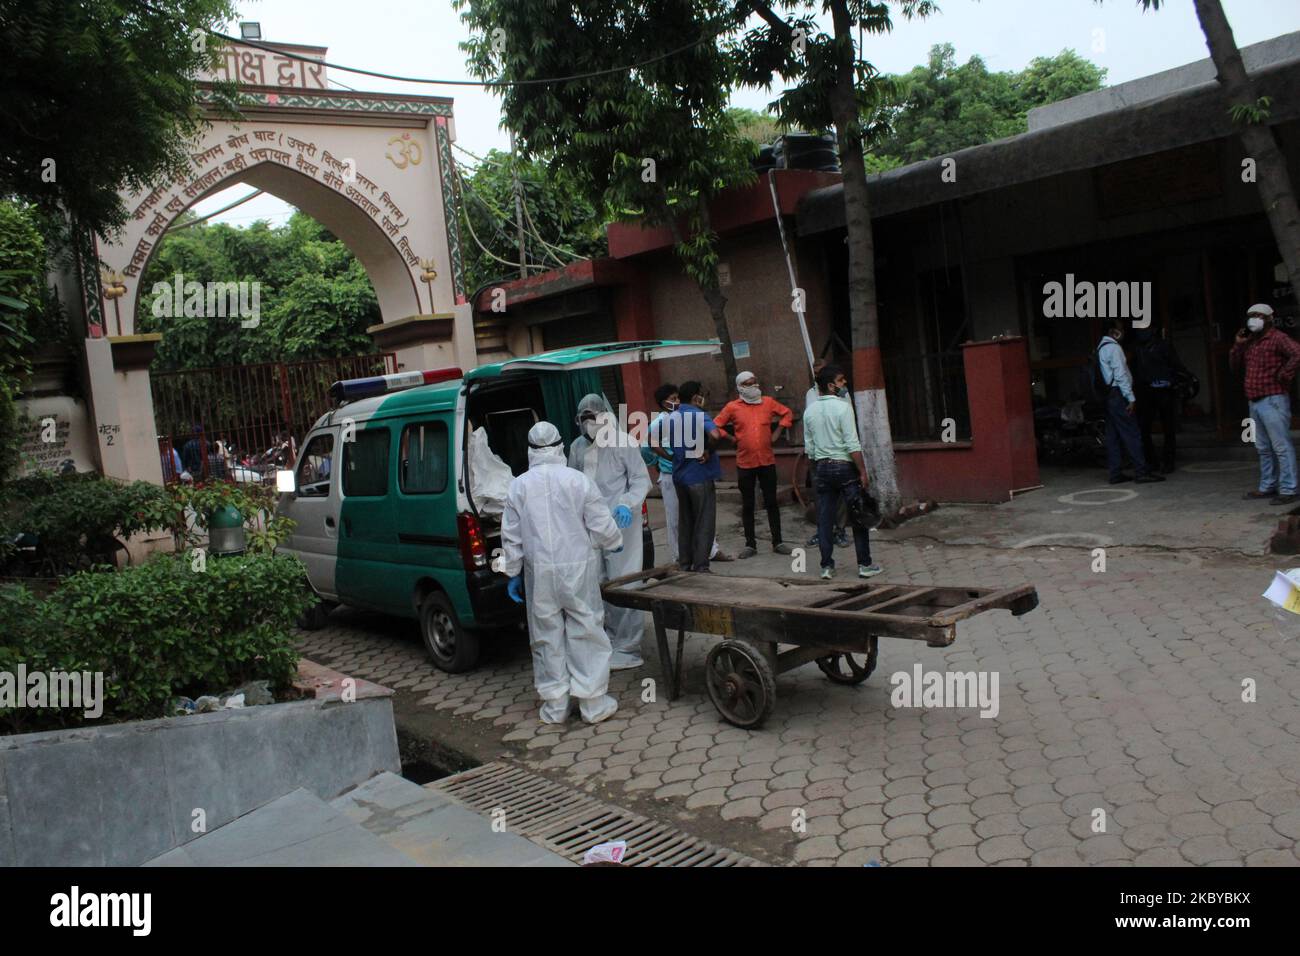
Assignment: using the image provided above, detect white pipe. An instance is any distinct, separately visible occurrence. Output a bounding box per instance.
[768,170,816,380]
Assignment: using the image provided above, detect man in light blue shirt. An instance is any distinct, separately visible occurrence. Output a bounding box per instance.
[803,364,881,580]
[1098,322,1164,485]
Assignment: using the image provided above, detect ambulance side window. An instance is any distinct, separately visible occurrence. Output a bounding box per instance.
[297,433,334,497]
[399,421,448,494]
[343,428,391,497]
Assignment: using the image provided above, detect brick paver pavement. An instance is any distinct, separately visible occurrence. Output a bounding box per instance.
[296,537,1300,866]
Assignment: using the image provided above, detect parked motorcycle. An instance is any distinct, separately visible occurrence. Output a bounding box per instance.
[1034,399,1107,465]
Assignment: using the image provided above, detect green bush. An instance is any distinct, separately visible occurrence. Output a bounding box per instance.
[0,551,311,733]
[1,471,179,573]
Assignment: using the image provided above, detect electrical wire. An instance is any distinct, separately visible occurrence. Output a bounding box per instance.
[454,165,549,273]
[208,25,727,89]
[166,189,266,231]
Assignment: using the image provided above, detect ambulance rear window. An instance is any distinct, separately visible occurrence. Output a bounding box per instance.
[399,421,448,495]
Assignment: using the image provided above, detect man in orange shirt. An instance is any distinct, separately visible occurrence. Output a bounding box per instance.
[716,370,795,559]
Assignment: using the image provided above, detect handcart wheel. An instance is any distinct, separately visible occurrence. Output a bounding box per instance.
[705,639,776,729]
[816,636,878,685]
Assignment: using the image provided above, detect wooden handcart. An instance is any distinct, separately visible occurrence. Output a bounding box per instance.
[601,568,1038,728]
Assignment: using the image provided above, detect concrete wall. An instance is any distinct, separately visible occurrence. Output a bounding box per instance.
[894,338,1039,503]
[0,694,399,867]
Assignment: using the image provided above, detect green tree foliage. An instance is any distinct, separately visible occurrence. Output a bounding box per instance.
[0,0,238,235]
[137,212,379,370]
[458,148,608,292]
[872,44,1107,167]
[455,0,756,384]
[728,106,787,145]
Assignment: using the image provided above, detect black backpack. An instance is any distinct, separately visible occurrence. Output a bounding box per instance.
[1081,344,1109,401]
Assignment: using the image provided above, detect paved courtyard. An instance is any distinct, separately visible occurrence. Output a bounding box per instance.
[296,481,1300,866]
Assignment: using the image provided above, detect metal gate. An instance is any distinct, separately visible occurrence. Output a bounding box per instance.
[152,353,396,483]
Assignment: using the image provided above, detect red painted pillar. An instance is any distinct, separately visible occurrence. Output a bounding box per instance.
[960,337,1039,499]
[613,270,660,416]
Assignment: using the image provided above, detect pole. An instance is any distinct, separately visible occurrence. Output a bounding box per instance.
[509,129,526,279]
[768,170,816,379]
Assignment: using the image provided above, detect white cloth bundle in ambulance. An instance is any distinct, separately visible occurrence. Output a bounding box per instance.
[469,426,514,515]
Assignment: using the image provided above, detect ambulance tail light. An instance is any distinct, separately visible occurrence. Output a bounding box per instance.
[329,367,462,404]
[458,512,488,570]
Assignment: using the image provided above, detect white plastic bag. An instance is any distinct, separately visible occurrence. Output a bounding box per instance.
[469,426,513,516]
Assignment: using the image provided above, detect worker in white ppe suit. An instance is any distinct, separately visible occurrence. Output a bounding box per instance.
[568,392,652,670]
[501,420,625,724]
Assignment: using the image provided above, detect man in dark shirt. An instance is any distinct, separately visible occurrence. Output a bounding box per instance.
[1230,303,1300,505]
[1132,328,1190,474]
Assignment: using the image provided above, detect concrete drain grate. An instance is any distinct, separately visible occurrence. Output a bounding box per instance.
[428,762,762,867]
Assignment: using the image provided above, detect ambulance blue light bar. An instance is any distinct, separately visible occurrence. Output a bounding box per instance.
[329,367,462,403]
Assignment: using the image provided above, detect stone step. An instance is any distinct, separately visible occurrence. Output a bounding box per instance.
[144,788,416,867]
[329,772,572,867]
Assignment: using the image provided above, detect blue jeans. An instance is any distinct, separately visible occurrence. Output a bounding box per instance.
[814,460,872,570]
[1104,389,1148,480]
[1250,393,1297,495]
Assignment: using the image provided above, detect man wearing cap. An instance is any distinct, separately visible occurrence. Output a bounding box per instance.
[716,371,795,558]
[1231,303,1300,505]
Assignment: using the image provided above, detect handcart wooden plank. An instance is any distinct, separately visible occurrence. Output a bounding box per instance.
[602,566,1038,729]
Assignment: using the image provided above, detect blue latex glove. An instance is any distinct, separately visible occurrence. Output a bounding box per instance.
[610,546,623,554]
[507,575,524,604]
[613,505,633,529]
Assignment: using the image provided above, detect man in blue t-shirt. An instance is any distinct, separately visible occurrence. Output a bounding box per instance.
[662,380,722,572]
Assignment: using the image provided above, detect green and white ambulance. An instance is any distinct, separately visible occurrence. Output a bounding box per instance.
[277,339,718,673]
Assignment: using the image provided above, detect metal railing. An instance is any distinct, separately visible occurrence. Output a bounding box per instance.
[882,350,971,443]
[152,353,397,483]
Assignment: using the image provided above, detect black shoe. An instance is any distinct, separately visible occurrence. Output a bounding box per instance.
[1271,494,1298,505]
[1135,473,1166,483]
[1109,474,1133,485]
[1243,490,1278,500]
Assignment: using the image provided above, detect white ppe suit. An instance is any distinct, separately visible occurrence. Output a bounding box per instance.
[501,421,625,724]
[568,393,651,669]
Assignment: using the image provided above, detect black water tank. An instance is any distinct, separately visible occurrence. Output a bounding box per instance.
[772,132,839,172]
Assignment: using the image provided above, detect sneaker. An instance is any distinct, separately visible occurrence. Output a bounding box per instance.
[1109,474,1133,485]
[858,563,883,578]
[806,532,820,547]
[1244,489,1278,499]
[820,567,834,580]
[738,546,757,559]
[1134,473,1166,484]
[1271,494,1298,505]
[773,542,794,555]
[834,529,850,548]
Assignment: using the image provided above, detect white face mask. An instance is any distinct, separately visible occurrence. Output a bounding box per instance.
[581,419,597,439]
[1247,317,1265,333]
[738,383,761,404]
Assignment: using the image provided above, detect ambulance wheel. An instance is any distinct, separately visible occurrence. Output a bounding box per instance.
[705,639,776,729]
[420,591,480,673]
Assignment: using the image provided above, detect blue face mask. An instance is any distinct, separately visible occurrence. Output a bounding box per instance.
[835,386,848,398]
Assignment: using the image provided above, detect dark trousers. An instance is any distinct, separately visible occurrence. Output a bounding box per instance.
[1104,388,1149,479]
[676,479,716,572]
[738,464,782,549]
[1136,385,1178,471]
[814,460,872,570]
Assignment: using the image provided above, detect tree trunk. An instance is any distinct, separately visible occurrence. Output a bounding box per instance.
[658,192,740,389]
[1194,0,1300,311]
[827,0,900,512]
